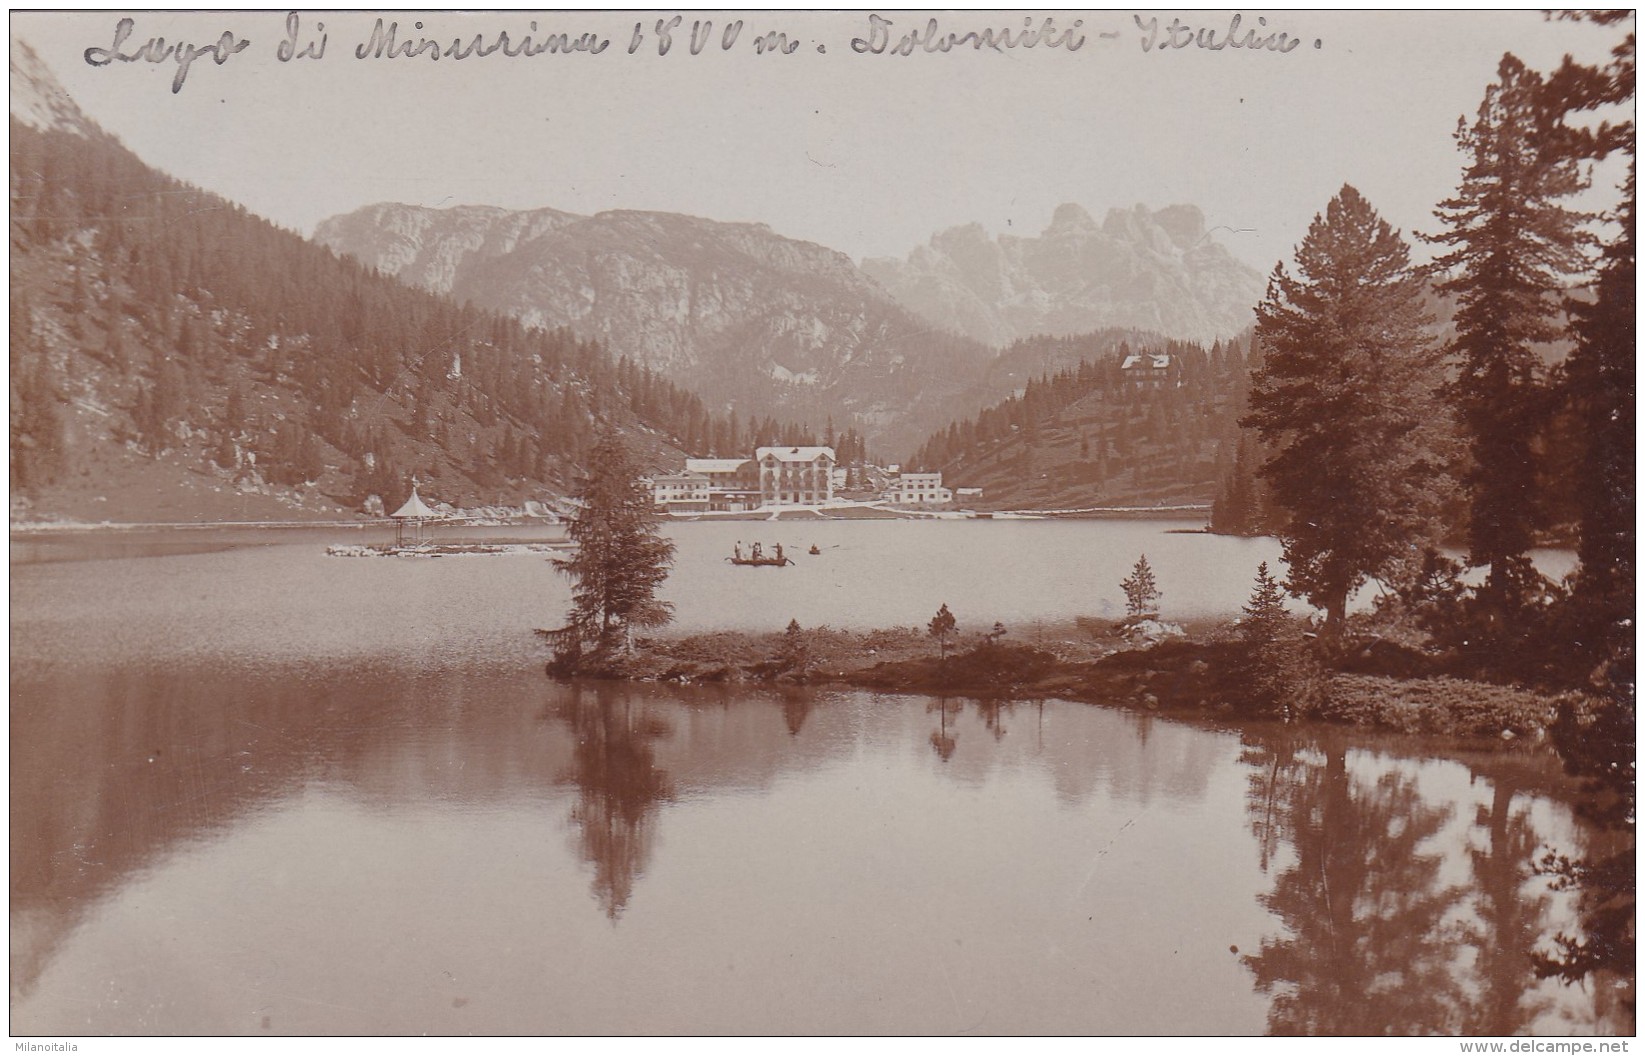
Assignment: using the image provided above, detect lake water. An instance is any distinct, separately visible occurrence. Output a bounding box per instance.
[9,520,1622,1035]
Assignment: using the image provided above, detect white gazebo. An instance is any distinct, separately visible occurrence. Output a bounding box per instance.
[390,486,438,546]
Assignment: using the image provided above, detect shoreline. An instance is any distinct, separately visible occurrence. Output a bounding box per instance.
[9,504,1211,533]
[547,618,1577,749]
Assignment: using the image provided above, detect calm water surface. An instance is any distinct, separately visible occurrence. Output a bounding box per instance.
[9,522,1620,1035]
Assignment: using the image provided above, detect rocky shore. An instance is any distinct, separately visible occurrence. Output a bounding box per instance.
[543,618,1576,743]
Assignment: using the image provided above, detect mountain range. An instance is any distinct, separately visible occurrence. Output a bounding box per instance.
[315,200,1265,457]
[11,37,1269,522]
[317,202,995,456]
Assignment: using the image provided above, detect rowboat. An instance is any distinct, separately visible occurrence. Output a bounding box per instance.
[728,543,793,566]
[727,554,793,567]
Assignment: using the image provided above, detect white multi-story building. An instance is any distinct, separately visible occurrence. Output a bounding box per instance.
[755,446,836,505]
[649,472,712,513]
[683,457,762,511]
[888,471,952,505]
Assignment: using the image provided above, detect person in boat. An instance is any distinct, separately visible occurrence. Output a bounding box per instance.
[751,542,762,560]
[774,543,784,563]
[734,541,743,561]
[808,544,820,555]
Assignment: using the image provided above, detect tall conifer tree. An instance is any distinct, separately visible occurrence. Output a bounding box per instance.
[1425,54,1592,605]
[552,423,676,663]
[1245,186,1445,643]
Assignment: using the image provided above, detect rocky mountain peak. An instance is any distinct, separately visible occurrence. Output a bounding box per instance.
[862,202,1264,347]
[1046,202,1099,234]
[10,39,99,137]
[1152,203,1208,250]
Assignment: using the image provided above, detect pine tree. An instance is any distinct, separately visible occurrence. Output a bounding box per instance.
[1120,554,1162,619]
[927,603,957,661]
[1241,561,1288,645]
[778,617,810,677]
[551,423,676,666]
[1425,54,1592,608]
[1245,185,1447,644]
[1239,561,1324,718]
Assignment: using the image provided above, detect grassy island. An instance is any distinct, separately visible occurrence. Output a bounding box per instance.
[542,615,1580,745]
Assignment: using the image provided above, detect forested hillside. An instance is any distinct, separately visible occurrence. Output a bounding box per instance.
[909,334,1251,510]
[9,110,805,521]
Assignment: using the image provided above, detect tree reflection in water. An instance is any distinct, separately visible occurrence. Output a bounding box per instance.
[550,684,674,920]
[1463,772,1556,1035]
[777,688,813,737]
[975,698,1015,741]
[928,697,961,761]
[1240,735,1469,1034]
[1241,732,1635,1034]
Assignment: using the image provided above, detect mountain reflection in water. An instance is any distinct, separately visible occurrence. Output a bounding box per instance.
[10,657,1631,1034]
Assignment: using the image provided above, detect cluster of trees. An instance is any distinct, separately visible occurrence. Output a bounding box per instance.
[1239,19,1633,990]
[9,116,816,508]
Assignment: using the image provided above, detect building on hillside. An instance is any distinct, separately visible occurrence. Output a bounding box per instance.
[887,471,952,505]
[649,471,712,513]
[1120,352,1178,389]
[955,487,984,504]
[756,446,836,505]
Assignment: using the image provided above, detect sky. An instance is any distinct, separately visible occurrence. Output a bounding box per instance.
[9,9,1631,274]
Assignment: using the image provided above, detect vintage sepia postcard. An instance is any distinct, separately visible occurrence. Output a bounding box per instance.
[9,9,1635,1042]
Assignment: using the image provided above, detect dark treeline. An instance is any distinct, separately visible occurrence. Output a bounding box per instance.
[611,356,859,461]
[8,117,810,509]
